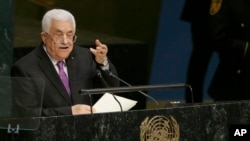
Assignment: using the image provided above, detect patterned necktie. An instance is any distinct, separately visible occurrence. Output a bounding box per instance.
[57,61,71,95]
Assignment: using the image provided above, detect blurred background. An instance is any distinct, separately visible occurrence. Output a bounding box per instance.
[1,0,218,110]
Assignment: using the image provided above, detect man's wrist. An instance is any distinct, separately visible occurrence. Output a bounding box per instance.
[100,57,109,70]
[97,57,108,66]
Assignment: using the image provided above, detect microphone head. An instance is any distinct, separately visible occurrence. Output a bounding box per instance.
[96,70,102,77]
[104,70,113,77]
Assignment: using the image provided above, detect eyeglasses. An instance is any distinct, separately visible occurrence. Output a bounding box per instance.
[45,32,77,43]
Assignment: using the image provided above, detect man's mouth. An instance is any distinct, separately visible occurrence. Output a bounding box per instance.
[59,46,69,49]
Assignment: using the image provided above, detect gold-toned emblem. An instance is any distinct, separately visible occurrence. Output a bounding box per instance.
[140,115,179,141]
[210,0,223,15]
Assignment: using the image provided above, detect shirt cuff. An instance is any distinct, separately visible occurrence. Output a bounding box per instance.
[100,57,109,70]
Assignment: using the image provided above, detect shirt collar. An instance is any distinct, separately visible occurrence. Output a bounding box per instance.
[43,45,66,66]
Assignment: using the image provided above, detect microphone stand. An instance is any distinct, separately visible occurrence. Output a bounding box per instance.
[107,71,160,107]
[86,91,93,114]
[96,70,123,111]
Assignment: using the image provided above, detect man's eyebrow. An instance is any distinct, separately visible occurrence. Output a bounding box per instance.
[55,29,74,34]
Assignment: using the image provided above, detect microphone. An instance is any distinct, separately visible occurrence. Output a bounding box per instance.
[96,70,109,87]
[96,70,123,111]
[104,70,160,107]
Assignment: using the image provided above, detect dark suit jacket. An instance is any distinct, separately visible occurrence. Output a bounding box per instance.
[208,0,250,101]
[11,44,119,116]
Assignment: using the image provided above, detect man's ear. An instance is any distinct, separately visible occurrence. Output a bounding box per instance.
[40,32,47,43]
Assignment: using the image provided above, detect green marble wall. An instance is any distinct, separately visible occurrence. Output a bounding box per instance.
[0,0,14,76]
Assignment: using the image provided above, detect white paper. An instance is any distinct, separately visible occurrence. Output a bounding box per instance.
[93,93,137,113]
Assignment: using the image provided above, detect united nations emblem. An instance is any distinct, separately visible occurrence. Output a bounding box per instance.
[210,0,223,15]
[140,115,179,141]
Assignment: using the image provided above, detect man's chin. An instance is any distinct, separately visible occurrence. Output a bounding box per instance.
[56,53,70,60]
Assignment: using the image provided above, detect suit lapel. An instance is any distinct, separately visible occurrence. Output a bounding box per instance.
[37,46,72,104]
[66,50,77,92]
